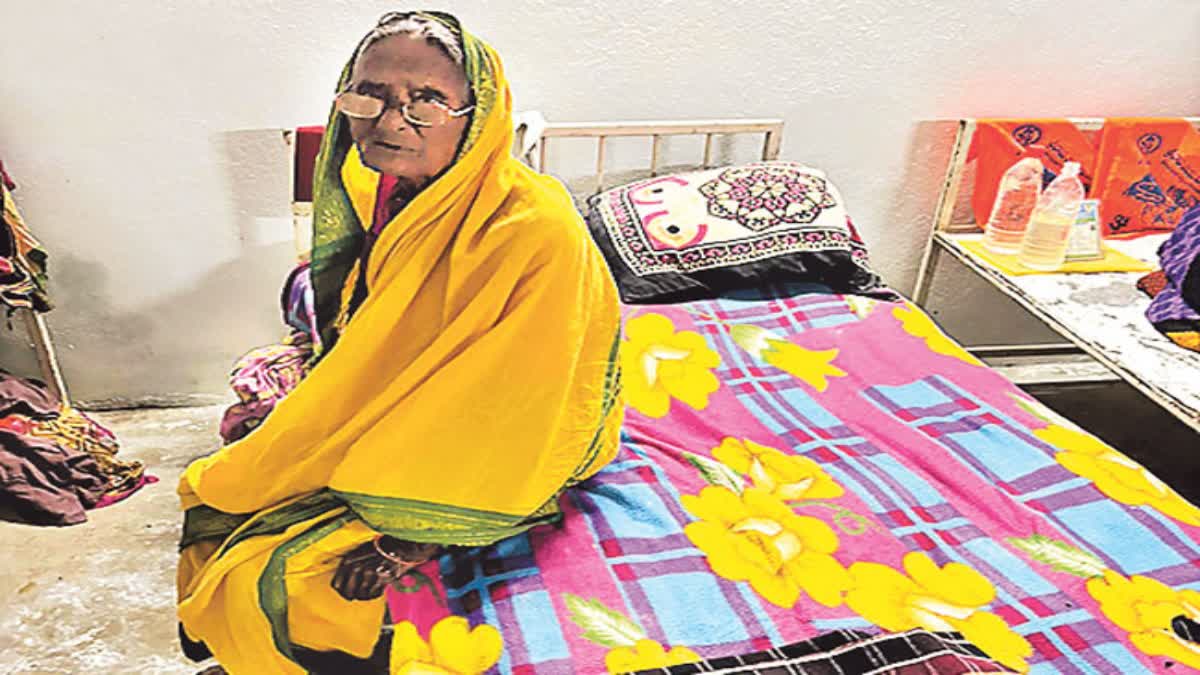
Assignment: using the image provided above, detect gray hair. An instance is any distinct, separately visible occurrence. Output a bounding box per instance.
[355,12,465,66]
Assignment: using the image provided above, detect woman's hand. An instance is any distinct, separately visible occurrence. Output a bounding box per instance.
[331,538,442,601]
[332,540,391,601]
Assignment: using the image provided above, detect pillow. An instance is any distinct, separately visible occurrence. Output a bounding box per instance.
[584,161,885,303]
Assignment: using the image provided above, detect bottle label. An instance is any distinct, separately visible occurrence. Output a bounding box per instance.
[1065,199,1104,261]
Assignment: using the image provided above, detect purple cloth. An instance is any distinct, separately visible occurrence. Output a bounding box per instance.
[1146,205,1200,338]
[0,431,107,525]
[281,263,319,344]
[0,372,107,525]
[219,334,312,444]
[219,262,320,443]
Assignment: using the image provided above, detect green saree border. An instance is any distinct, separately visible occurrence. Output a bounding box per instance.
[254,492,562,664]
[182,485,566,556]
[258,512,356,667]
[179,491,344,556]
[332,489,562,546]
[180,505,251,551]
[569,326,623,485]
[217,492,344,560]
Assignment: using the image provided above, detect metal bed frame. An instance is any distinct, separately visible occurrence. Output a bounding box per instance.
[515,115,784,185]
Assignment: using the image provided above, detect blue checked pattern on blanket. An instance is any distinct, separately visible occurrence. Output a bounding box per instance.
[394,290,1200,674]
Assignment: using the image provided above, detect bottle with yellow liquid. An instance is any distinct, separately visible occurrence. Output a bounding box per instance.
[1018,162,1085,271]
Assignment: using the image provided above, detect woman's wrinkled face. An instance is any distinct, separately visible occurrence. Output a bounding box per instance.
[345,35,471,192]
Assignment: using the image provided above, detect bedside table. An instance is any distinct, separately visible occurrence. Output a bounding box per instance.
[912,120,1200,433]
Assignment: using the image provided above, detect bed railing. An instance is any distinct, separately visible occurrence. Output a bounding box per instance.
[515,116,785,192]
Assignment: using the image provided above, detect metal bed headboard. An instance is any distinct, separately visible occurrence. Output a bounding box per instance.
[514,116,785,192]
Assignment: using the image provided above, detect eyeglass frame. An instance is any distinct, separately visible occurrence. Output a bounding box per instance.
[335,88,475,128]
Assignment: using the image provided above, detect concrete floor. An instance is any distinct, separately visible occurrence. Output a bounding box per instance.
[0,387,1193,675]
[0,406,222,675]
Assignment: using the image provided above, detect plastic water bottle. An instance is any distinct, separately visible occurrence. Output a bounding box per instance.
[1018,162,1086,271]
[984,157,1043,254]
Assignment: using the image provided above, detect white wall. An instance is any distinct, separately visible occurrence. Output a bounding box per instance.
[1,0,1198,405]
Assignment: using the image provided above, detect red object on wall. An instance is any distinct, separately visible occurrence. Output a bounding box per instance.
[292,126,325,202]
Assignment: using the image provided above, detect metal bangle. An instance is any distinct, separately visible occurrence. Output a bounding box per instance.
[372,536,409,566]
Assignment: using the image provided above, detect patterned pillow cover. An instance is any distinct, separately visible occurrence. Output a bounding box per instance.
[584,161,886,303]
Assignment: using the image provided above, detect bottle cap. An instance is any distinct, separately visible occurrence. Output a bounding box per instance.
[1061,161,1081,178]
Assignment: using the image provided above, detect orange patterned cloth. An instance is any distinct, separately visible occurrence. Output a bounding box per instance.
[1092,118,1200,238]
[1138,269,1169,298]
[970,118,1200,239]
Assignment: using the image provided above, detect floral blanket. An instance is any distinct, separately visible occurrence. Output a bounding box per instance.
[386,289,1200,674]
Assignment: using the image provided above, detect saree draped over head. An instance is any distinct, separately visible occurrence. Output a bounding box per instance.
[176,13,623,673]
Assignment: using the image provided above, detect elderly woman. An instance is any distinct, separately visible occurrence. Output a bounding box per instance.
[176,11,623,673]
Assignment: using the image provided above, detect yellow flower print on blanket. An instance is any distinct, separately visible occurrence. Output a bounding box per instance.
[1087,570,1200,670]
[390,616,503,675]
[1034,423,1200,526]
[1009,530,1200,670]
[730,324,846,392]
[845,295,883,319]
[892,303,983,367]
[711,437,844,501]
[682,486,851,608]
[605,640,701,673]
[622,313,720,418]
[846,552,1033,672]
[563,595,700,673]
[1014,393,1200,525]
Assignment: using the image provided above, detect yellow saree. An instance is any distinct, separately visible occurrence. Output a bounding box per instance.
[176,14,623,673]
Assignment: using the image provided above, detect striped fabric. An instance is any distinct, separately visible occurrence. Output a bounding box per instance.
[634,629,1005,675]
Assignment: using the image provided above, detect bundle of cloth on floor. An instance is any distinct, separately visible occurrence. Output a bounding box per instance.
[0,159,147,523]
[0,370,148,526]
[0,159,148,525]
[1138,204,1200,351]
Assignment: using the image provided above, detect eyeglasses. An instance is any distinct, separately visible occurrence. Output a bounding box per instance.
[335,90,474,128]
